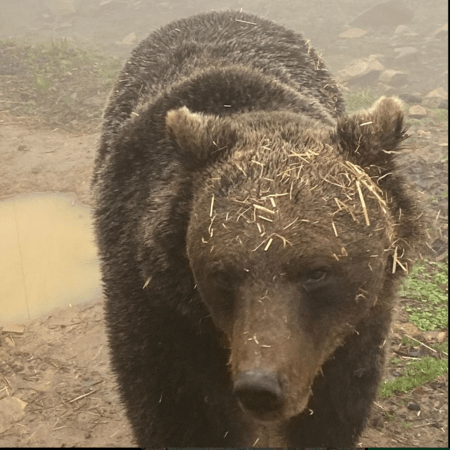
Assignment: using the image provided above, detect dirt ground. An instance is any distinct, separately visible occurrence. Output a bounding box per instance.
[0,0,448,447]
[0,117,447,448]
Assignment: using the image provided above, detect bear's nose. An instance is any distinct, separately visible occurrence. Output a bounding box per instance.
[234,369,283,415]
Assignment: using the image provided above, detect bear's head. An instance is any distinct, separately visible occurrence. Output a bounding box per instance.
[166,98,423,422]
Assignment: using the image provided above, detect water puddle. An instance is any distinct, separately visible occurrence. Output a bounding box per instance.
[0,192,102,326]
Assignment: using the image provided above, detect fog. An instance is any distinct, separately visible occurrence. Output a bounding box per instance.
[1,0,448,79]
[0,1,447,447]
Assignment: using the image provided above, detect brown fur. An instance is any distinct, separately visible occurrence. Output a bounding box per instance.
[179,98,421,433]
[92,10,423,447]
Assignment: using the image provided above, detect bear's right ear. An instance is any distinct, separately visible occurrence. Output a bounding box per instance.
[166,107,237,169]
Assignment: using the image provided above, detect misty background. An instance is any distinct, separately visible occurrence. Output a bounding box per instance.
[0,0,448,447]
[0,0,447,95]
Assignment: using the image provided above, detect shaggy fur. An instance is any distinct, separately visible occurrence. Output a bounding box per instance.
[91,10,423,447]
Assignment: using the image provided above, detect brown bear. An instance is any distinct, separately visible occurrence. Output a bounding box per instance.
[91,10,423,448]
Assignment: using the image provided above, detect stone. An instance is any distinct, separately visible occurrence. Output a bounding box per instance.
[379,69,408,87]
[408,105,428,118]
[339,28,367,38]
[394,47,419,66]
[338,55,384,87]
[349,0,414,29]
[0,397,27,434]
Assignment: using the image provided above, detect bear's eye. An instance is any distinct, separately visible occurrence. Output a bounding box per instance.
[302,268,330,288]
[306,269,327,282]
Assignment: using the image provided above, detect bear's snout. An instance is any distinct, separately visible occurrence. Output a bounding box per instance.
[234,369,284,419]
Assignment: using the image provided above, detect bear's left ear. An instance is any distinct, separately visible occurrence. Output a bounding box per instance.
[333,96,408,173]
[166,107,237,169]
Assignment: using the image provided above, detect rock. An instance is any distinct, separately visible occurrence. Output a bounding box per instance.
[423,330,448,345]
[407,402,421,411]
[57,21,73,29]
[338,55,384,87]
[0,397,27,434]
[430,23,448,40]
[394,47,419,66]
[398,93,422,104]
[379,69,408,87]
[415,128,431,138]
[121,32,137,46]
[93,0,127,18]
[339,28,367,39]
[438,99,448,110]
[376,84,399,97]
[394,322,421,337]
[1,324,25,334]
[437,331,447,343]
[423,87,448,108]
[423,330,440,342]
[393,24,418,37]
[408,105,427,119]
[349,0,414,29]
[425,87,448,99]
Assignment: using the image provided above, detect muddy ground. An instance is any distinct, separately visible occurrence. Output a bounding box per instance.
[0,0,448,447]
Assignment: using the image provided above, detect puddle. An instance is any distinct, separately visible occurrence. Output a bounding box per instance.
[0,192,102,326]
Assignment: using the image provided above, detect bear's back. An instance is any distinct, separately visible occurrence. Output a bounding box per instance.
[101,11,344,141]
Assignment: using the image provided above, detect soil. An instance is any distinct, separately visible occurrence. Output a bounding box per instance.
[0,121,447,448]
[0,0,447,447]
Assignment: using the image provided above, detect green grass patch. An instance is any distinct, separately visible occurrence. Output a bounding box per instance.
[384,411,398,420]
[430,191,448,205]
[399,259,448,331]
[379,356,448,398]
[23,37,121,93]
[405,116,433,126]
[344,88,379,113]
[432,108,448,123]
[433,341,448,353]
[401,335,420,347]
[0,37,122,131]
